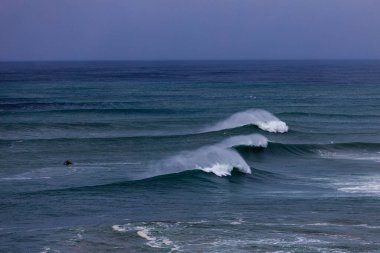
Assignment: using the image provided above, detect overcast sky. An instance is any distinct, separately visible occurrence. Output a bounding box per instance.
[1,0,380,61]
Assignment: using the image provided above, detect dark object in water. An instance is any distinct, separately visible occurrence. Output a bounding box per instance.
[64,160,73,166]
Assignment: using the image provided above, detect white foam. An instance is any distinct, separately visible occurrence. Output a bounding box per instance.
[136,226,156,241]
[257,120,288,133]
[307,223,333,226]
[229,218,244,225]
[331,176,380,195]
[251,236,325,246]
[306,223,380,229]
[0,177,34,181]
[204,109,288,133]
[112,225,128,232]
[0,175,53,182]
[39,247,60,253]
[198,163,237,177]
[339,184,380,194]
[318,150,380,163]
[154,134,267,177]
[161,146,251,175]
[135,225,177,250]
[40,247,51,253]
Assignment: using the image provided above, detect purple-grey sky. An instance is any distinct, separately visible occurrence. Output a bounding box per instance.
[1,0,380,61]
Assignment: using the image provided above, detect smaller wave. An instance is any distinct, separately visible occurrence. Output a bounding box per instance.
[251,142,380,161]
[204,109,288,133]
[277,111,380,118]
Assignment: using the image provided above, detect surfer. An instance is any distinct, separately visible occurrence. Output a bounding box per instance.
[64,160,73,166]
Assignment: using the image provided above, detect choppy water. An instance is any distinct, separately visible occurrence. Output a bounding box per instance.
[1,61,380,252]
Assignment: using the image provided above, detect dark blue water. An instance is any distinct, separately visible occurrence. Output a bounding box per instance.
[1,61,380,252]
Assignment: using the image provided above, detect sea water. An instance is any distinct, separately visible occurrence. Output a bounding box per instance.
[1,61,380,252]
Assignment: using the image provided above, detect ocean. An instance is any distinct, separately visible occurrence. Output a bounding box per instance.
[1,61,380,252]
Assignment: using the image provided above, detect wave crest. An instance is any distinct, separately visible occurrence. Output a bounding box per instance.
[153,134,267,177]
[204,109,288,133]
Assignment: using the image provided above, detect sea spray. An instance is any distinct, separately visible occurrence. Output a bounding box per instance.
[204,109,288,133]
[219,134,268,148]
[152,134,268,177]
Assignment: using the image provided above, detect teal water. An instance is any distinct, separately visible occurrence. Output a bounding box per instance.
[1,61,380,252]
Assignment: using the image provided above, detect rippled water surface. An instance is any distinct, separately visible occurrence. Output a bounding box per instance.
[1,61,380,252]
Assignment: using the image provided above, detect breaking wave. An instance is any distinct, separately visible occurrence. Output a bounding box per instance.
[152,134,268,177]
[204,109,288,133]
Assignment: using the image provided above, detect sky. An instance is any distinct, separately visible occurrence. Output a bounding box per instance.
[1,0,380,61]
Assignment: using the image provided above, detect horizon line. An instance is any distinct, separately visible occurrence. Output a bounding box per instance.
[1,58,380,63]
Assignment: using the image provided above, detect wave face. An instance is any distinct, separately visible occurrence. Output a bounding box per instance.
[252,142,380,161]
[204,109,288,133]
[152,134,268,177]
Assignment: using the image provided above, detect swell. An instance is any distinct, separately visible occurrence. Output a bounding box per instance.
[271,141,380,151]
[0,125,263,142]
[0,120,284,142]
[29,167,282,194]
[0,102,101,111]
[277,111,380,118]
[3,136,377,160]
[0,107,191,115]
[238,141,380,158]
[2,123,377,142]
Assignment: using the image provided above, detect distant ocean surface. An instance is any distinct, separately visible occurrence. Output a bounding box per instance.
[1,61,380,253]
